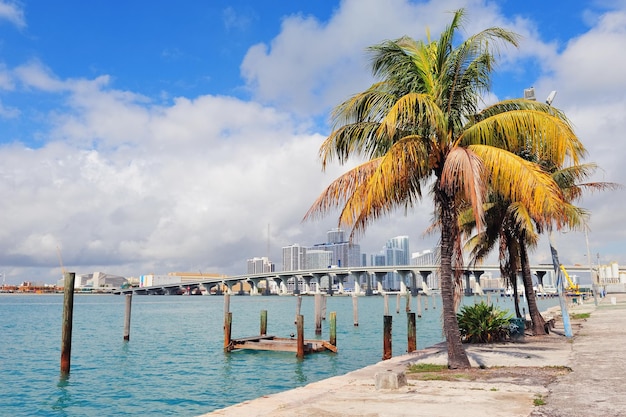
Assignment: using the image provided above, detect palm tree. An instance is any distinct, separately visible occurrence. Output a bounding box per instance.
[305,9,584,369]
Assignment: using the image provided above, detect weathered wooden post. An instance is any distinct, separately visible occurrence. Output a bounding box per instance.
[223,293,232,352]
[352,294,359,326]
[384,293,389,315]
[260,310,267,336]
[224,293,231,318]
[123,294,132,341]
[417,293,422,318]
[315,293,322,335]
[296,314,304,359]
[294,295,302,324]
[405,290,411,312]
[383,315,392,360]
[329,311,337,347]
[60,272,75,377]
[407,312,416,352]
[224,312,232,351]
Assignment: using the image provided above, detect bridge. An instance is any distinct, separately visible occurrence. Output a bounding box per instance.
[112,264,594,296]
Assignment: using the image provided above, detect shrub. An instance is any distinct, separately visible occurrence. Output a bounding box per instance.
[457,302,512,343]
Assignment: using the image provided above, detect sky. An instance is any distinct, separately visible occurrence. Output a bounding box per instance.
[0,0,625,284]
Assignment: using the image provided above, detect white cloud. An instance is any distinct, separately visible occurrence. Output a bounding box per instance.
[0,0,25,29]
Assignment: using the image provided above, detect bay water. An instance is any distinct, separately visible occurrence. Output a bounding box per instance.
[0,293,558,416]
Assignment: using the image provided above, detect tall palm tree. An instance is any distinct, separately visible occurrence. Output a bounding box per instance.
[305,9,584,369]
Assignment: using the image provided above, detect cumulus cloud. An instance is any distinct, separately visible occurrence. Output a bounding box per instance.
[2,0,625,284]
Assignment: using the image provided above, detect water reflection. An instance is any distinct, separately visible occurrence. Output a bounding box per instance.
[52,376,71,415]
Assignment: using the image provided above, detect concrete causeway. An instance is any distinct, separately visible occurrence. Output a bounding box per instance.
[201,294,626,417]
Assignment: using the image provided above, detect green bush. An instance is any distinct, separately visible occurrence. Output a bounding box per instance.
[457,302,512,343]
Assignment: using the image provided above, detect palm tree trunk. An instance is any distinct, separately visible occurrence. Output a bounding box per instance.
[440,198,471,369]
[519,240,547,334]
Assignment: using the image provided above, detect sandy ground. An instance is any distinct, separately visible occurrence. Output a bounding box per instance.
[201,293,626,417]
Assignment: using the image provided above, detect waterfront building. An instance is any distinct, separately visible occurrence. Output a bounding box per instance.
[306,250,333,269]
[382,235,410,289]
[307,228,361,268]
[282,244,307,271]
[247,257,275,274]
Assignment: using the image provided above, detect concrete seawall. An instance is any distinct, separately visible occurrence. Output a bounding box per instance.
[201,294,626,417]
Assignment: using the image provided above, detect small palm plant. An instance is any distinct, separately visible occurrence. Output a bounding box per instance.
[457,302,512,343]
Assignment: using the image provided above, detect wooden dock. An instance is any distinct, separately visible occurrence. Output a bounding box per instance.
[226,334,337,354]
[223,294,337,358]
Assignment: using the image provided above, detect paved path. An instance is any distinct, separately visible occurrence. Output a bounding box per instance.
[201,294,626,417]
[533,294,626,417]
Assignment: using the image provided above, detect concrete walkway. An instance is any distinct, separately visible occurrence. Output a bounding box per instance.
[201,294,626,417]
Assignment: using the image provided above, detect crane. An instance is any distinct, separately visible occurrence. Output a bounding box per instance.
[56,245,67,278]
[559,264,580,295]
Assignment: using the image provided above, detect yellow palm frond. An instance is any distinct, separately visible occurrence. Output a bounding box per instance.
[469,144,566,226]
[460,109,585,166]
[440,147,485,230]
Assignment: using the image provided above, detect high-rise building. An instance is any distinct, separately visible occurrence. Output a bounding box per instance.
[247,257,275,274]
[382,236,410,289]
[309,228,361,268]
[306,250,333,269]
[386,235,410,265]
[282,244,307,271]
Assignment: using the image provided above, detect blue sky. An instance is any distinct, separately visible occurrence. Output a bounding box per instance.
[0,0,625,283]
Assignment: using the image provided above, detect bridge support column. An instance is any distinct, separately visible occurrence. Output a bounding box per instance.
[535,270,547,290]
[463,270,473,296]
[396,270,414,295]
[419,271,431,294]
[312,273,329,295]
[223,281,234,295]
[373,271,387,294]
[333,273,349,294]
[248,278,261,296]
[302,275,313,294]
[472,270,484,294]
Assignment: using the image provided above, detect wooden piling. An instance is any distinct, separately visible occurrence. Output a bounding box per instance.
[260,310,267,336]
[123,294,132,341]
[314,294,322,335]
[294,295,302,324]
[329,311,337,347]
[352,295,359,326]
[407,312,416,352]
[384,293,389,315]
[224,312,232,351]
[224,293,231,317]
[417,293,422,318]
[405,291,411,312]
[296,314,304,359]
[383,315,392,360]
[60,272,75,377]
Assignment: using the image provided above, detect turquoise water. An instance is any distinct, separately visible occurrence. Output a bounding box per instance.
[0,293,558,416]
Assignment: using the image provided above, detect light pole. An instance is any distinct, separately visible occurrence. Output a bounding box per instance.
[584,229,598,305]
[527,87,573,337]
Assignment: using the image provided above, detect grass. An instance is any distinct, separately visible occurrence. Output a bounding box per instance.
[533,394,546,406]
[407,363,448,373]
[571,312,591,320]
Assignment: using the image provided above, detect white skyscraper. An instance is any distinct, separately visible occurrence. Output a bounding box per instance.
[282,244,307,271]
